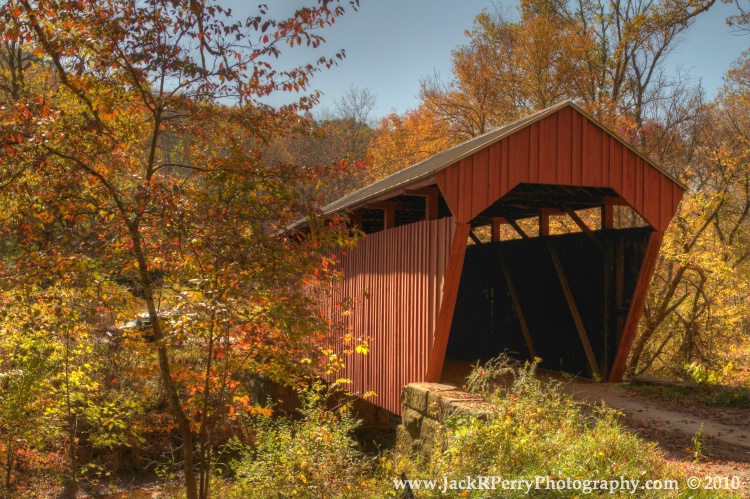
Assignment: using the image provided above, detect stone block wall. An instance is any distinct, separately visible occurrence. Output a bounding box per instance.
[396,382,492,455]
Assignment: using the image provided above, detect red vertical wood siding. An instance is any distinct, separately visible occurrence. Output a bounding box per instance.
[435,106,681,231]
[323,217,456,414]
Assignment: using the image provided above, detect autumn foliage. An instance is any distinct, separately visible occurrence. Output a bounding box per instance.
[1,1,358,497]
[1,0,749,496]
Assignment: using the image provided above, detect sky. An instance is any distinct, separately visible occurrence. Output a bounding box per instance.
[223,0,749,118]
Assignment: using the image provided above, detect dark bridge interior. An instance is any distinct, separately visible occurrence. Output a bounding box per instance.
[445,227,652,377]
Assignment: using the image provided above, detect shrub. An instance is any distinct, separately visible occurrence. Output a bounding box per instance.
[228,382,380,498]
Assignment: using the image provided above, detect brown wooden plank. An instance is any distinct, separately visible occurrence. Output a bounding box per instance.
[501,139,510,195]
[557,107,572,185]
[643,164,660,229]
[426,222,470,381]
[457,157,471,222]
[497,253,536,358]
[529,121,540,183]
[548,244,601,377]
[571,109,583,184]
[470,147,491,220]
[509,127,530,189]
[436,164,460,218]
[609,231,664,381]
[635,157,644,216]
[582,120,601,185]
[609,137,622,192]
[488,142,501,201]
[539,113,558,184]
[449,164,461,213]
[448,163,461,216]
[622,147,635,204]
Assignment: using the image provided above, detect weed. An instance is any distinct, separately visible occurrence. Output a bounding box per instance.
[691,423,706,461]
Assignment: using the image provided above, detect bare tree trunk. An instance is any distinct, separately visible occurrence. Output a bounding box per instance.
[5,440,13,490]
[130,228,198,499]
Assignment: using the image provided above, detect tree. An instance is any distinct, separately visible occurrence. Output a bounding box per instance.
[411,0,715,145]
[0,1,358,497]
[266,85,379,203]
[631,51,750,380]
[368,106,456,177]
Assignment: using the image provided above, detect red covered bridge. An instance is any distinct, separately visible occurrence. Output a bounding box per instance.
[315,101,684,415]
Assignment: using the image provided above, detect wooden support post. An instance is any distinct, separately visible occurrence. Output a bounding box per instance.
[539,210,550,237]
[384,207,395,230]
[366,201,399,230]
[602,199,615,230]
[563,205,602,250]
[497,253,536,359]
[609,231,664,382]
[426,222,471,382]
[491,218,504,241]
[406,187,439,221]
[548,244,601,377]
[426,194,438,221]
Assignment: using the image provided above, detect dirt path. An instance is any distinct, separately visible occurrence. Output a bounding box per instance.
[564,380,750,490]
[562,380,750,462]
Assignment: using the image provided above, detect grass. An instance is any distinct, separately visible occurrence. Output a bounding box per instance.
[224,356,740,498]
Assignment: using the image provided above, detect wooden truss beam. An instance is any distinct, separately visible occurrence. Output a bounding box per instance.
[562,205,602,250]
[548,244,601,377]
[468,230,482,245]
[497,253,536,359]
[492,217,529,240]
[507,219,530,239]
